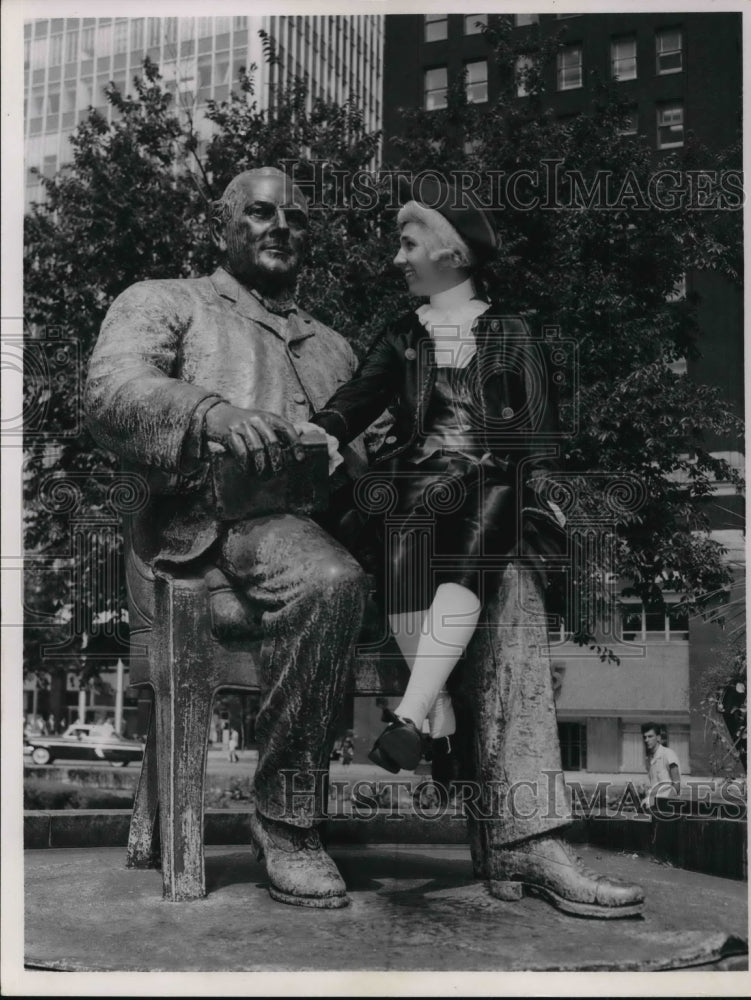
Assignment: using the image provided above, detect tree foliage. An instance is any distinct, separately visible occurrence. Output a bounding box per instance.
[23,27,743,682]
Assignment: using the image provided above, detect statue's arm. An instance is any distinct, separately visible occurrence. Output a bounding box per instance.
[84,282,224,482]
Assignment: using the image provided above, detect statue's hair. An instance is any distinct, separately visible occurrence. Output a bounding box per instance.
[396,200,476,269]
[211,168,307,227]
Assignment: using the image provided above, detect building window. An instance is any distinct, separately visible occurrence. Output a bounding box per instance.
[657,101,684,148]
[465,60,488,103]
[516,54,534,97]
[49,34,63,66]
[43,154,58,180]
[559,722,587,771]
[164,18,178,46]
[424,66,448,110]
[65,31,78,63]
[30,88,45,117]
[618,108,639,135]
[97,23,113,55]
[234,17,248,30]
[131,19,145,51]
[198,17,213,38]
[63,85,77,112]
[424,14,448,43]
[656,27,683,74]
[147,19,161,48]
[557,43,582,90]
[514,14,539,26]
[621,606,643,641]
[215,58,230,87]
[78,26,92,59]
[611,35,636,80]
[464,14,487,35]
[620,601,689,641]
[667,606,689,639]
[114,21,128,54]
[31,38,47,70]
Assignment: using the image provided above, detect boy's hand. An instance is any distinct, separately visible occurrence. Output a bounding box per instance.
[294,421,344,475]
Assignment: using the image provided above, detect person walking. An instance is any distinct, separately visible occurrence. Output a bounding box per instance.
[228,727,240,764]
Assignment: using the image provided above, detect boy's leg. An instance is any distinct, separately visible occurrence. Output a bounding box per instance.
[392,583,480,731]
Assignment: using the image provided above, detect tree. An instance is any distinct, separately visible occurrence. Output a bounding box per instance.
[23,30,743,691]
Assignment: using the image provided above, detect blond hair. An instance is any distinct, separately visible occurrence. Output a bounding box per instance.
[396,200,476,269]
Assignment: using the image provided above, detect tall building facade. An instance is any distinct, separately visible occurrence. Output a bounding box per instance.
[24,14,383,208]
[371,11,744,776]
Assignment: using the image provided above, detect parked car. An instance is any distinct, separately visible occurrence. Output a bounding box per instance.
[23,723,144,767]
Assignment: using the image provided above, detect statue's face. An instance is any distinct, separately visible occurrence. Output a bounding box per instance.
[219,174,308,292]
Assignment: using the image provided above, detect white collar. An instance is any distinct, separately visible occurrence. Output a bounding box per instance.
[416,280,489,329]
[429,277,477,311]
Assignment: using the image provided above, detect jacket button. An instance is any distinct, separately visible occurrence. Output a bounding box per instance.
[490,320,501,332]
[502,407,514,419]
[294,394,307,405]
[385,435,397,445]
[404,348,417,361]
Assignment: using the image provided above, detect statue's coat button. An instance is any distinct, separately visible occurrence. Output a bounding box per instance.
[404,348,417,360]
[385,435,398,445]
[502,407,514,419]
[490,320,501,332]
[294,393,307,404]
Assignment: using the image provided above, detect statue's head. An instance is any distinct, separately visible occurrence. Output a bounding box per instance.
[210,167,309,295]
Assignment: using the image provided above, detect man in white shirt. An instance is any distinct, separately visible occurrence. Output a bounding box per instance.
[640,722,681,808]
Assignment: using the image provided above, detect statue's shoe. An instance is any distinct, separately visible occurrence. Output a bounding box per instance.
[367,709,423,773]
[249,810,349,908]
[486,834,645,918]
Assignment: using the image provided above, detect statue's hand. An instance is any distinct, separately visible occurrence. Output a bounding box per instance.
[204,403,304,475]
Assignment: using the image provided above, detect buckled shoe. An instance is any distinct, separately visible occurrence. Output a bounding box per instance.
[368,708,423,773]
[249,810,349,908]
[486,834,645,918]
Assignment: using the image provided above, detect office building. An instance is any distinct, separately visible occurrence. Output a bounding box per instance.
[24,14,384,208]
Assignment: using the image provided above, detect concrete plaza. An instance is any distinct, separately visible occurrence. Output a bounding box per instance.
[24,841,747,973]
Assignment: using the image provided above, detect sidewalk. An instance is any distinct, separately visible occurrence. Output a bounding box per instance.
[25,842,747,972]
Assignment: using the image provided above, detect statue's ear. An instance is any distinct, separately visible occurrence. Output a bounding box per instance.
[209,203,227,252]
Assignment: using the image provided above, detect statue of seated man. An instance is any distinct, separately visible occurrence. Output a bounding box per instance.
[85,167,370,909]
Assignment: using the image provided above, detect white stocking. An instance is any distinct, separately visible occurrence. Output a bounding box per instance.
[389,610,457,739]
[390,583,481,733]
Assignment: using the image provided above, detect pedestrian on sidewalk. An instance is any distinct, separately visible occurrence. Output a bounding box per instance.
[228,727,240,763]
[640,722,681,809]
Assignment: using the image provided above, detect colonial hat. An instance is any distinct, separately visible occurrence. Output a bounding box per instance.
[397,173,498,262]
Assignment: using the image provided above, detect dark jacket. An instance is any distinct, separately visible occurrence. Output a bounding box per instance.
[312,305,564,507]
